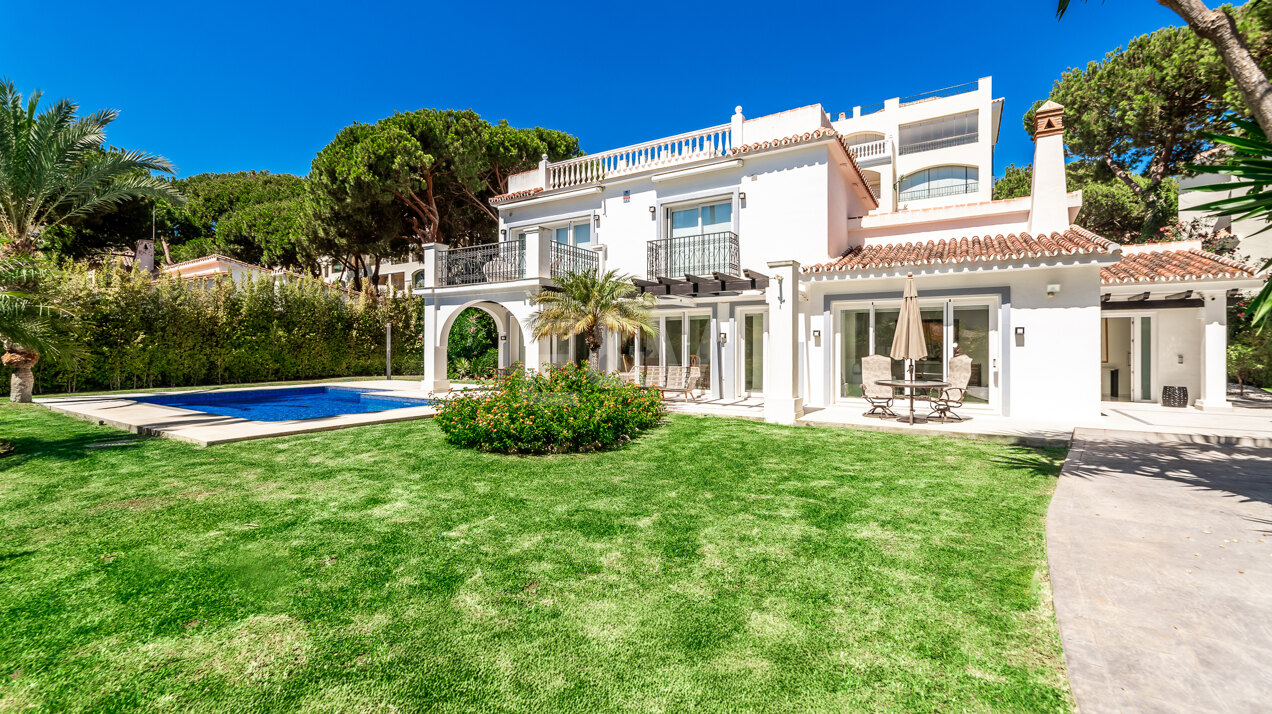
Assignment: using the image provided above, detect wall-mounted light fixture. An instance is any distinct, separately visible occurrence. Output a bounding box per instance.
[1014,326,1025,347]
[593,214,600,227]
[499,334,507,341]
[499,229,507,237]
[812,330,821,339]
[739,191,747,202]
[1046,283,1061,298]
[776,274,785,304]
[719,332,727,345]
[649,206,656,215]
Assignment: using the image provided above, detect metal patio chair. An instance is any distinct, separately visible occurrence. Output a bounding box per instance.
[861,354,897,417]
[928,354,973,422]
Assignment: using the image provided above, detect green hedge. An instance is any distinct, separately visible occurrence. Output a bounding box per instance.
[15,262,424,394]
[434,363,665,454]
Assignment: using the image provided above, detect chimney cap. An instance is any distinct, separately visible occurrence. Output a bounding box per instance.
[1033,100,1065,139]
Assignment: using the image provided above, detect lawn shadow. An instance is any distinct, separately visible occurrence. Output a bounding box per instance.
[990,447,1066,479]
[0,432,152,468]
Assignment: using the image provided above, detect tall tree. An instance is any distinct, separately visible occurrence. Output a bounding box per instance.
[1060,0,1272,137]
[528,270,656,370]
[307,109,582,280]
[170,171,314,270]
[0,80,184,255]
[1030,22,1234,236]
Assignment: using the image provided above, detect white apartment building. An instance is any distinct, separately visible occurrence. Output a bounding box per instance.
[406,81,1263,425]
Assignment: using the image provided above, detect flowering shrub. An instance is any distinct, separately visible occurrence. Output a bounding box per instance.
[433,362,665,454]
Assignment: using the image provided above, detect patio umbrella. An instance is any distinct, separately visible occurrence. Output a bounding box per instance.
[890,272,927,381]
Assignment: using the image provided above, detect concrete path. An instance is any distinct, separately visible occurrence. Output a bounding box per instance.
[1047,429,1272,713]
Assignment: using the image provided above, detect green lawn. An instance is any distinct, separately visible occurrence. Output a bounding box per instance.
[0,404,1071,713]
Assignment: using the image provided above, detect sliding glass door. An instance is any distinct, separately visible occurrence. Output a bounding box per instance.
[837,299,998,407]
[739,310,765,396]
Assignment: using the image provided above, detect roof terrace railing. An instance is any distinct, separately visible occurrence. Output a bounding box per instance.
[548,124,733,190]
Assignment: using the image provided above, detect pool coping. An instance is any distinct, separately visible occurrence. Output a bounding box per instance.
[35,381,439,446]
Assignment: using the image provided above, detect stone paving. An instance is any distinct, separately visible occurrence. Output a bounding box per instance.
[1047,430,1272,713]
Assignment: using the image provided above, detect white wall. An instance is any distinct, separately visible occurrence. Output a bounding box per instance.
[1152,308,1203,405]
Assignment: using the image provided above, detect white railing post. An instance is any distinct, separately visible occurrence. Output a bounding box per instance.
[417,243,439,290]
[731,106,744,150]
[538,153,549,190]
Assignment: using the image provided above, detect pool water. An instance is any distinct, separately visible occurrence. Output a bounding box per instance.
[133,386,433,422]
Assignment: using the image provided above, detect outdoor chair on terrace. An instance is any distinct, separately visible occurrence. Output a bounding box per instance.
[860,354,897,418]
[643,365,667,389]
[660,365,701,402]
[618,366,644,384]
[927,353,973,422]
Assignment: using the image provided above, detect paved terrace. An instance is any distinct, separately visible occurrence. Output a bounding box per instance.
[668,386,1272,448]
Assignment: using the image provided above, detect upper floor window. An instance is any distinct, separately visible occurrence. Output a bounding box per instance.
[898,166,979,202]
[842,131,885,148]
[412,270,427,290]
[668,199,732,238]
[899,111,978,155]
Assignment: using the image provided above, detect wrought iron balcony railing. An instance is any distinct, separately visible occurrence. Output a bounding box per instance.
[550,241,599,278]
[437,238,525,286]
[647,231,740,280]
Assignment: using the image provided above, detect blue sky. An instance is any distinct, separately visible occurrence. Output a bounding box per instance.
[3,0,1184,180]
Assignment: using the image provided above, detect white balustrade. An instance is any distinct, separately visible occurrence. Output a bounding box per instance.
[547,125,733,190]
[847,138,890,161]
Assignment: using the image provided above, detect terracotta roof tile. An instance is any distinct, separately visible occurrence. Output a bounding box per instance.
[804,226,1118,273]
[728,127,839,155]
[1101,248,1257,284]
[488,187,544,205]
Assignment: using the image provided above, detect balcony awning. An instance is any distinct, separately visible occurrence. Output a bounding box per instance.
[633,270,769,297]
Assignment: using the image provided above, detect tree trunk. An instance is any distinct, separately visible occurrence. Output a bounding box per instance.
[8,367,33,403]
[2,349,39,403]
[1161,0,1272,137]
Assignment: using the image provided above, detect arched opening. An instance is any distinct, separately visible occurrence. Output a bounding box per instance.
[842,131,885,149]
[447,308,499,379]
[437,300,526,380]
[898,165,979,203]
[411,270,427,290]
[860,169,882,200]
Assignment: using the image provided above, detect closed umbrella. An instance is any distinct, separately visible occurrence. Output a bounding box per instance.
[890,272,928,424]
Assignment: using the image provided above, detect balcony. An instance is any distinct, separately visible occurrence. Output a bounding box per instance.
[549,241,599,278]
[898,181,979,202]
[437,239,525,287]
[646,231,740,281]
[547,125,734,191]
[898,132,978,156]
[846,138,891,167]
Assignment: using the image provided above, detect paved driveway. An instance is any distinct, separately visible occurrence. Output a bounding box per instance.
[1047,429,1272,713]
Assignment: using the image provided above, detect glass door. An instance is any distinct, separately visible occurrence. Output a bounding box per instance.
[688,315,712,387]
[740,311,766,396]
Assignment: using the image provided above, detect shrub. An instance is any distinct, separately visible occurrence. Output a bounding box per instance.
[434,363,665,454]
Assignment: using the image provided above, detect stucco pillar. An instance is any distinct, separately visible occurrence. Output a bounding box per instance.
[715,302,735,401]
[417,243,440,289]
[420,298,449,394]
[764,261,804,424]
[1195,291,1232,410]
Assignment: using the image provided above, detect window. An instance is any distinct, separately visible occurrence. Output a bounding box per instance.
[668,199,732,238]
[842,131,885,148]
[411,270,427,290]
[898,166,978,202]
[552,219,591,247]
[898,111,978,154]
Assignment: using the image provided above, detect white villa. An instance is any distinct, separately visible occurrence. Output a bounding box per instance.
[406,78,1264,425]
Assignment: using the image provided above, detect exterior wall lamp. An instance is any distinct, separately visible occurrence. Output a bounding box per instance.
[719,332,727,345]
[738,191,746,202]
[593,214,601,227]
[499,229,506,238]
[649,206,657,215]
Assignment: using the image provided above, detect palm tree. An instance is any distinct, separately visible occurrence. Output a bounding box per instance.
[0,79,185,255]
[528,270,657,370]
[1,249,67,402]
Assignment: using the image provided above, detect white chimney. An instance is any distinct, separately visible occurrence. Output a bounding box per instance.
[1028,100,1068,236]
[134,239,155,273]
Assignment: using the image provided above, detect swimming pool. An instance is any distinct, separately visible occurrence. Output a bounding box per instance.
[132,386,434,422]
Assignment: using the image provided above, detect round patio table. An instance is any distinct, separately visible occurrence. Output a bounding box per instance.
[874,378,950,425]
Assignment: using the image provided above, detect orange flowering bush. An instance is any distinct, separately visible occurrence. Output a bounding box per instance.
[434,362,665,454]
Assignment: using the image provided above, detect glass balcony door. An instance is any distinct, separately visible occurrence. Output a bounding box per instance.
[739,310,766,396]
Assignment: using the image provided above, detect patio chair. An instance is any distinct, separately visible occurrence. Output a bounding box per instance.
[928,354,973,422]
[618,366,644,384]
[860,354,897,418]
[662,365,701,402]
[643,365,666,389]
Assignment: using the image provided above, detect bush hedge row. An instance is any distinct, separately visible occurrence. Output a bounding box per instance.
[15,262,425,394]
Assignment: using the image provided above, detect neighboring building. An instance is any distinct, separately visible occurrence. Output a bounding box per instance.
[1178,171,1272,265]
[405,83,1263,424]
[161,254,275,282]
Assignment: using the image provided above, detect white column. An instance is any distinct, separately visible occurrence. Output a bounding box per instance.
[715,302,735,401]
[523,227,551,280]
[1196,291,1232,410]
[421,299,449,394]
[764,261,804,424]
